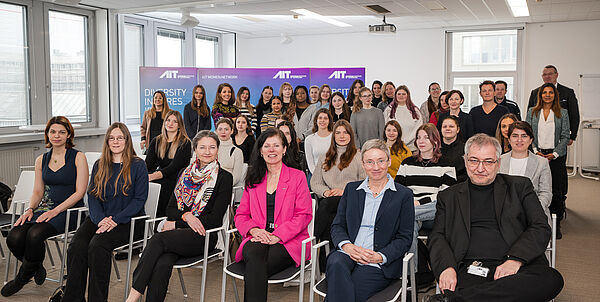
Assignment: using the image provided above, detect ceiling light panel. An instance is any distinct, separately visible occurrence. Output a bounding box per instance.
[506,0,530,17]
[290,8,352,27]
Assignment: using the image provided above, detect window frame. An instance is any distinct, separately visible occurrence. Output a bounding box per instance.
[445,27,524,112]
[0,0,98,134]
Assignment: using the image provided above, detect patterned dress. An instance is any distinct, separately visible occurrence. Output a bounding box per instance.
[211,103,240,125]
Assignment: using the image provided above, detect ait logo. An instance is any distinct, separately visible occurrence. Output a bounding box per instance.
[328,70,347,79]
[159,70,179,79]
[273,70,291,79]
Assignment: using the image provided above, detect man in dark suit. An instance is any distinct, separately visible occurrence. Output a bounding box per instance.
[326,139,414,302]
[528,65,580,145]
[425,134,563,302]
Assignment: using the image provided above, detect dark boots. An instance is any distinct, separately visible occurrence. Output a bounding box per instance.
[1,260,42,297]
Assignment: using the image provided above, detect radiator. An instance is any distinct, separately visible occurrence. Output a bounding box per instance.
[0,146,37,188]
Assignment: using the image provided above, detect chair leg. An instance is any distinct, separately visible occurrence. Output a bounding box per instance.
[177,268,188,298]
[54,240,63,262]
[112,254,122,281]
[46,241,56,268]
[0,241,5,259]
[231,277,241,302]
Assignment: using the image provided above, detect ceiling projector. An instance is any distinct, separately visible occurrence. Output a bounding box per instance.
[369,15,396,34]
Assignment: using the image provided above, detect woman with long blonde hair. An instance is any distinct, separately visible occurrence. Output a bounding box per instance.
[62,122,149,302]
[146,111,192,217]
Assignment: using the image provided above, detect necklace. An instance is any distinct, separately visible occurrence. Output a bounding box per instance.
[368,182,385,197]
[421,159,431,167]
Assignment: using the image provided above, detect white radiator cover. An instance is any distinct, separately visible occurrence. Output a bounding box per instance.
[0,146,38,188]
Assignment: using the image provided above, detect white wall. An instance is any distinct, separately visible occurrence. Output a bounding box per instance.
[237,28,446,106]
[524,20,600,167]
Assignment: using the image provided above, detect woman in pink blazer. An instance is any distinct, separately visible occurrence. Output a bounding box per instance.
[234,127,312,302]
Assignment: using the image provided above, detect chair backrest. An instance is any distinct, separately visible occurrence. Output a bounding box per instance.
[145,182,161,219]
[84,152,101,173]
[12,170,36,203]
[308,198,316,237]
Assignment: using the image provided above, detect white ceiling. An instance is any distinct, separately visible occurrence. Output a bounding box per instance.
[81,0,600,38]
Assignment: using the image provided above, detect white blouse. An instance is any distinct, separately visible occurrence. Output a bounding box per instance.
[538,110,555,150]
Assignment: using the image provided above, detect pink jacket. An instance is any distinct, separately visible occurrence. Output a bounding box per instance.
[234,163,312,266]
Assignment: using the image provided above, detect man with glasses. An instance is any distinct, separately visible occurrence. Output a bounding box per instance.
[326,139,414,302]
[424,134,563,302]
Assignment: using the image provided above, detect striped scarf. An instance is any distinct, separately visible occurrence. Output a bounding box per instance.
[174,160,219,216]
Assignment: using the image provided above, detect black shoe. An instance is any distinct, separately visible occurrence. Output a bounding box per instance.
[1,278,29,297]
[422,293,450,302]
[34,265,46,285]
[114,247,142,260]
[556,226,563,240]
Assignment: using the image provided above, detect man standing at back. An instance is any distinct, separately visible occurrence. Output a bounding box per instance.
[469,81,509,137]
[424,134,563,302]
[528,65,580,146]
[494,80,521,120]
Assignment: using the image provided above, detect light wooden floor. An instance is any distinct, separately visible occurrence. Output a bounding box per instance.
[1,176,599,301]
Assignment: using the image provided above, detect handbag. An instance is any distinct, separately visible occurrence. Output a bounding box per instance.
[48,285,65,302]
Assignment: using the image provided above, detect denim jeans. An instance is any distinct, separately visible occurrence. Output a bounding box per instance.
[409,201,437,271]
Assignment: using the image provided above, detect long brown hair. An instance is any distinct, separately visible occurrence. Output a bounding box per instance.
[190,85,209,118]
[413,123,442,163]
[426,82,440,116]
[383,120,408,156]
[353,87,371,113]
[156,111,190,159]
[213,83,234,106]
[150,90,170,119]
[329,92,351,120]
[235,86,255,116]
[532,83,562,118]
[90,123,138,200]
[312,108,333,133]
[44,116,75,148]
[382,81,395,105]
[323,120,358,172]
[389,85,420,120]
[317,84,332,104]
[495,113,518,151]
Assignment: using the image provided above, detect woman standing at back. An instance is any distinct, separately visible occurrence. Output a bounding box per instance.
[350,87,385,148]
[183,85,211,140]
[235,86,258,133]
[255,86,274,137]
[141,90,171,151]
[383,85,424,151]
[211,83,239,125]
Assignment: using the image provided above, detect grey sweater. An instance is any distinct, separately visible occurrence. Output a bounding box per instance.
[310,146,366,198]
[350,107,385,148]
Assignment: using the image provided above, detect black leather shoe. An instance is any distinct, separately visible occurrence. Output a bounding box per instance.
[34,265,46,285]
[1,278,28,297]
[422,293,450,302]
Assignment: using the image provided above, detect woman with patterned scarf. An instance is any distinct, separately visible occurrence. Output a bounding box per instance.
[126,130,233,302]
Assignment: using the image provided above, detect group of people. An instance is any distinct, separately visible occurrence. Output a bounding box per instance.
[2,64,577,302]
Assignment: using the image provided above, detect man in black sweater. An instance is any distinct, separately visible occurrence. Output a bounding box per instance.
[494,80,521,120]
[469,81,509,137]
[424,134,563,302]
[528,65,580,145]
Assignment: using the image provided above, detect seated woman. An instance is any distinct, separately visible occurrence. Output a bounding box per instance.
[126,131,233,302]
[311,120,365,242]
[394,123,456,273]
[437,90,474,142]
[233,115,256,163]
[260,96,284,131]
[234,128,312,302]
[495,113,518,154]
[440,116,467,183]
[276,120,306,173]
[215,118,244,187]
[500,121,552,226]
[62,122,148,302]
[383,120,412,178]
[2,117,88,297]
[145,110,192,218]
[304,108,333,178]
[428,91,449,126]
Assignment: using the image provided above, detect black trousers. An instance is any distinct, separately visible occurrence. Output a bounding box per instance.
[241,241,295,302]
[153,177,177,219]
[6,222,58,262]
[314,196,342,270]
[62,217,143,302]
[450,258,563,302]
[548,155,568,221]
[131,228,216,302]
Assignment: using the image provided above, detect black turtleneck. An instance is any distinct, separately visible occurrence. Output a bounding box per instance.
[465,181,509,261]
[441,139,466,182]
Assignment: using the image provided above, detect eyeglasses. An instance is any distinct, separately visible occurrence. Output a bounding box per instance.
[466,158,497,168]
[364,159,388,168]
[509,134,530,140]
[108,136,126,142]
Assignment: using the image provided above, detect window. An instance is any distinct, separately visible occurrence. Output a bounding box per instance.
[0,2,29,127]
[122,22,145,123]
[447,29,522,111]
[48,10,90,123]
[195,34,218,68]
[157,28,184,67]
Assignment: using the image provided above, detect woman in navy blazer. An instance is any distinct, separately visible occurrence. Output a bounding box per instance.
[526,83,570,238]
[234,128,312,302]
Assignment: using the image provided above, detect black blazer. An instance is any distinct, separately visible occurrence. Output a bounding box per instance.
[428,174,551,278]
[331,180,415,279]
[528,83,580,140]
